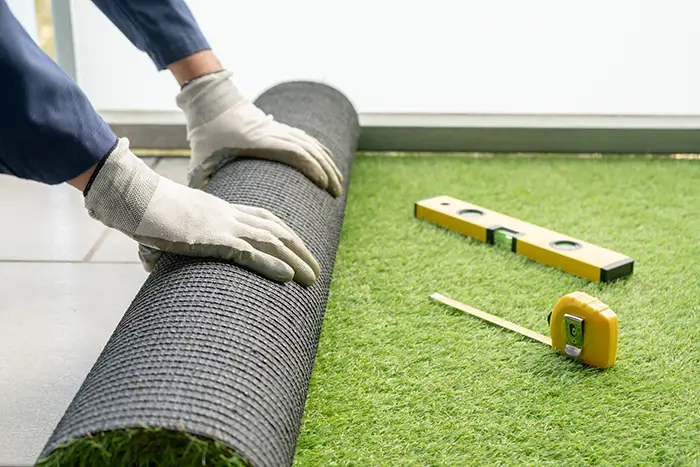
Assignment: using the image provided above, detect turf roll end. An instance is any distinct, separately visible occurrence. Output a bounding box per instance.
[38,428,248,467]
[36,81,360,467]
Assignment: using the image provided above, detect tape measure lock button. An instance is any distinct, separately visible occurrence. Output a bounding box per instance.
[563,314,584,357]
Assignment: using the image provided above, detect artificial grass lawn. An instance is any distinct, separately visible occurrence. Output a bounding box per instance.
[294,153,700,466]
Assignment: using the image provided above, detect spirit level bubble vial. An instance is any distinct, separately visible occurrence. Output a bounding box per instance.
[415,196,634,283]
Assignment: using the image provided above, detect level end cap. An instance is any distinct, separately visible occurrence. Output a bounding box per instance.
[600,257,634,282]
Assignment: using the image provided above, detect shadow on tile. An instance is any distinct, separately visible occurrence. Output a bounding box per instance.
[89,229,141,263]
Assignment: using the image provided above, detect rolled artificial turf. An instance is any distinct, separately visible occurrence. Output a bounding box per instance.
[37,81,359,467]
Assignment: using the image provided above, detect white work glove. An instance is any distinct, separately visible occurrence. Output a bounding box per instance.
[85,138,320,286]
[176,69,343,195]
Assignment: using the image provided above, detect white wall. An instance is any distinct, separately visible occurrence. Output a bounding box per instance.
[67,0,700,121]
[6,0,38,42]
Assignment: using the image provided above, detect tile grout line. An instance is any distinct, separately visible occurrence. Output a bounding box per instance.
[81,227,113,262]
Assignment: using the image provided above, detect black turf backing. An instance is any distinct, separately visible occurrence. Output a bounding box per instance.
[38,82,360,467]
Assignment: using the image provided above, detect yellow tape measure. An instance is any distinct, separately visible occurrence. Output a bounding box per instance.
[431,291,618,368]
[415,196,634,282]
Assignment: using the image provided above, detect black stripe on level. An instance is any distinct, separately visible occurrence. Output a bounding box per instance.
[600,257,634,282]
[486,225,499,244]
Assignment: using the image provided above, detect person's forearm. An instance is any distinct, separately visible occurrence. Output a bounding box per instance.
[167,50,223,87]
[67,163,97,192]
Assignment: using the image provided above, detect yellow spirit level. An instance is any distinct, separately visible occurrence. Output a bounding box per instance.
[415,196,633,282]
[430,292,618,368]
[430,291,618,369]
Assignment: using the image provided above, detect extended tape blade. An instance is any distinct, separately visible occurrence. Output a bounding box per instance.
[430,293,552,347]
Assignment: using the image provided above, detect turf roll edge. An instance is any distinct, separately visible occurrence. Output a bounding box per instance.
[36,81,360,467]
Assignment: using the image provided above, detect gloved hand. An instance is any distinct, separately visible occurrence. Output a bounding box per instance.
[85,138,320,286]
[176,69,343,195]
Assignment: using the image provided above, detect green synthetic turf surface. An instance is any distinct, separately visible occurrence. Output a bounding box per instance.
[293,154,700,466]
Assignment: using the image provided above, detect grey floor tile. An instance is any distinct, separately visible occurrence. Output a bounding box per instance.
[89,228,141,263]
[0,176,104,261]
[140,157,158,168]
[0,158,158,263]
[153,157,189,185]
[0,263,149,465]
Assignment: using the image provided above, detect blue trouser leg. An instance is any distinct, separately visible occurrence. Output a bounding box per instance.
[90,0,211,70]
[0,0,117,185]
